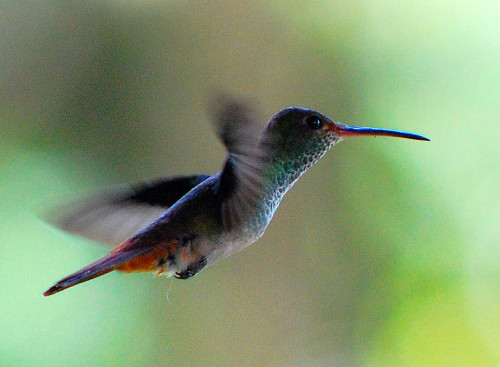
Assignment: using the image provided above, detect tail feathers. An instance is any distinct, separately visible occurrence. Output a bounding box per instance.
[43,247,150,297]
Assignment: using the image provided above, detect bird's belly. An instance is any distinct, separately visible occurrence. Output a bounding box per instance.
[115,211,270,277]
[203,229,265,266]
[204,209,273,265]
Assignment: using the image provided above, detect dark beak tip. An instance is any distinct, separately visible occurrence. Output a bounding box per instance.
[412,135,430,142]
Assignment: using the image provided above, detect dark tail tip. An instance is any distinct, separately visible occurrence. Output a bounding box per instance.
[43,265,114,297]
[42,241,150,297]
[43,284,64,297]
[42,259,118,297]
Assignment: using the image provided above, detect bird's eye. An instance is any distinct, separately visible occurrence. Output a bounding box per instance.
[305,115,324,130]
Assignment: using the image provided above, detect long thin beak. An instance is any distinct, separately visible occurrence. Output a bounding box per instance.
[336,124,430,141]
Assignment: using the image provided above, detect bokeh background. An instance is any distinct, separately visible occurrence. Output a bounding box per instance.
[1,1,498,366]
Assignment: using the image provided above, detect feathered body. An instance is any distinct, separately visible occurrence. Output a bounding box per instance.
[44,98,428,296]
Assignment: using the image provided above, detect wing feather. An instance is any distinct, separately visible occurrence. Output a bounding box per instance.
[209,94,271,230]
[46,175,210,245]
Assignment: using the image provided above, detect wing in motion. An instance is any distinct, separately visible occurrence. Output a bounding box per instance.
[209,94,270,230]
[47,175,210,245]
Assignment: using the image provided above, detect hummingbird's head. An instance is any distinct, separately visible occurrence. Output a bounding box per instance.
[259,108,344,183]
[260,107,429,181]
[264,108,341,152]
[263,107,429,158]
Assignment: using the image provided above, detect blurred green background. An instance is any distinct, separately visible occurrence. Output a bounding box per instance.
[1,1,498,366]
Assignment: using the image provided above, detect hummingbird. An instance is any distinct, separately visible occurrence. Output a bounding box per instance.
[44,97,429,296]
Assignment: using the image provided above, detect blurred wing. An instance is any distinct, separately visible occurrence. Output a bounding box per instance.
[209,94,270,230]
[46,175,210,245]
